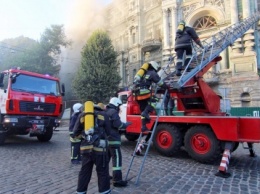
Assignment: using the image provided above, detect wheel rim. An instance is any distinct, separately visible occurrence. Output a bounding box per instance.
[191,133,211,154]
[156,130,173,149]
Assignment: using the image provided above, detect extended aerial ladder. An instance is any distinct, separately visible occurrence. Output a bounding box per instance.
[167,12,260,89]
[124,12,260,184]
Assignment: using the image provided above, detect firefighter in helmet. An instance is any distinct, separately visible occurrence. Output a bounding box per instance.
[105,97,132,187]
[133,61,167,132]
[175,20,204,76]
[132,61,167,155]
[73,102,111,194]
[69,103,83,164]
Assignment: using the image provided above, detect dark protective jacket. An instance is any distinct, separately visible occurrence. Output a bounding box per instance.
[72,107,111,154]
[175,26,201,50]
[69,112,83,142]
[134,68,164,96]
[105,104,126,147]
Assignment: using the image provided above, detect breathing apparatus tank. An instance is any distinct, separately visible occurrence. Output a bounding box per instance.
[84,101,94,135]
[134,63,149,83]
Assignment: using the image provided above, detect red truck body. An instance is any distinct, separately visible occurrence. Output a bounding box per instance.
[0,68,64,145]
[118,57,260,163]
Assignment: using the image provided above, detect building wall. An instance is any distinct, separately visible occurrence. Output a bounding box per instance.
[105,0,260,108]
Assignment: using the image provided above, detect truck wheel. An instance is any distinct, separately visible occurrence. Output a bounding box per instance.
[37,127,53,142]
[125,133,139,141]
[153,124,182,156]
[184,125,221,164]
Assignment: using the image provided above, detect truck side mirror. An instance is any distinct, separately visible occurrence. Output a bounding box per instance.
[61,83,65,96]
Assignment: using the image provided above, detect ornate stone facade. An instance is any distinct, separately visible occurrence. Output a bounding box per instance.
[105,0,260,108]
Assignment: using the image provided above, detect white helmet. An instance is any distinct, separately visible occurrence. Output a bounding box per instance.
[149,61,161,71]
[73,103,83,113]
[109,97,122,107]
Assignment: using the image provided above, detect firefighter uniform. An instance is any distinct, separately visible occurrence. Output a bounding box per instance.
[74,105,111,194]
[133,62,166,132]
[105,98,131,187]
[69,103,83,164]
[132,61,167,155]
[174,21,204,76]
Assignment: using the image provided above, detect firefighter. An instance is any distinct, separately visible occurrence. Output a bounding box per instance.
[105,97,132,187]
[69,103,83,165]
[133,61,167,132]
[132,61,167,155]
[73,102,111,194]
[175,20,204,76]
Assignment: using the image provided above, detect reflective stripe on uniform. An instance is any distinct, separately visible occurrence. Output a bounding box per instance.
[112,148,121,171]
[100,189,111,194]
[93,147,107,152]
[108,141,121,146]
[70,137,81,143]
[80,145,93,151]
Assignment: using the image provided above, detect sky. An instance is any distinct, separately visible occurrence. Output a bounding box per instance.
[0,0,112,41]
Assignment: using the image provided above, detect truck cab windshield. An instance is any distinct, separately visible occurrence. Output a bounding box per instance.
[11,74,60,96]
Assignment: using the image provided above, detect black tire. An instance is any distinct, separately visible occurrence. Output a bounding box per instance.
[125,133,139,141]
[37,127,53,142]
[153,124,182,156]
[0,131,6,145]
[184,125,222,164]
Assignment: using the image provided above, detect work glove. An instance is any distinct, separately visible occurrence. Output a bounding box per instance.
[124,122,132,128]
[98,139,107,148]
[161,83,168,90]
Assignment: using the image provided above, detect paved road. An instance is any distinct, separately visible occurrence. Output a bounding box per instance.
[1,126,260,194]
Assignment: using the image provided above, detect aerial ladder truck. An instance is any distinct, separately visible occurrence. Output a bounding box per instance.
[119,12,260,183]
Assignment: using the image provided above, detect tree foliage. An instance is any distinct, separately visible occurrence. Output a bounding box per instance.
[72,30,121,103]
[0,25,71,76]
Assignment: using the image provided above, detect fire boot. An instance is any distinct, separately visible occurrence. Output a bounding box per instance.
[176,61,182,76]
[141,119,149,132]
[113,180,128,187]
[135,140,145,156]
[184,57,192,72]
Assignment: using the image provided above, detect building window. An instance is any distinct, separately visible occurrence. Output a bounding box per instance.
[193,16,217,30]
[241,92,251,107]
[132,69,136,82]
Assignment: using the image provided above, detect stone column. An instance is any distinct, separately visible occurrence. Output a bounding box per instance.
[230,0,239,24]
[170,6,177,49]
[230,0,242,55]
[243,0,255,54]
[162,9,170,49]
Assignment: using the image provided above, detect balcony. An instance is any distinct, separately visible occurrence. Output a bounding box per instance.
[141,39,161,52]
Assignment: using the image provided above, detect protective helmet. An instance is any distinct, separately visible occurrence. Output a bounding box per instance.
[73,103,83,113]
[179,20,186,26]
[109,97,122,107]
[149,61,161,71]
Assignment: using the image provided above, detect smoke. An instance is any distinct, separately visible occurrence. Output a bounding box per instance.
[60,0,110,102]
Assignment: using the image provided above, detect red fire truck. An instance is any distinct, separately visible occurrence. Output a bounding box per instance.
[0,68,65,145]
[118,13,260,165]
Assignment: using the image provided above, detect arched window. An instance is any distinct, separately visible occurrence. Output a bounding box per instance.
[241,92,251,107]
[193,16,217,30]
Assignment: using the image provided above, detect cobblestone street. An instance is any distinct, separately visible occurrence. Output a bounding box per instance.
[1,125,260,194]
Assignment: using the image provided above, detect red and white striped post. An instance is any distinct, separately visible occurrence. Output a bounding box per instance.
[215,148,231,178]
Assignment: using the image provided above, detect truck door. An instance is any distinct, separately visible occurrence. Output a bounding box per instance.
[118,93,128,122]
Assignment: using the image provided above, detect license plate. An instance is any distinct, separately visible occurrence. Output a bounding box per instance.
[36,125,44,130]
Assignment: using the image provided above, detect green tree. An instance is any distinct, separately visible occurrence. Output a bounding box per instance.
[0,25,71,76]
[73,30,121,103]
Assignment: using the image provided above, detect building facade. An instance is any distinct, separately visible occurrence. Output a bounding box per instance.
[105,0,260,109]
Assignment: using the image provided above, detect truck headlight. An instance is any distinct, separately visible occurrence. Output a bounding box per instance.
[4,117,18,123]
